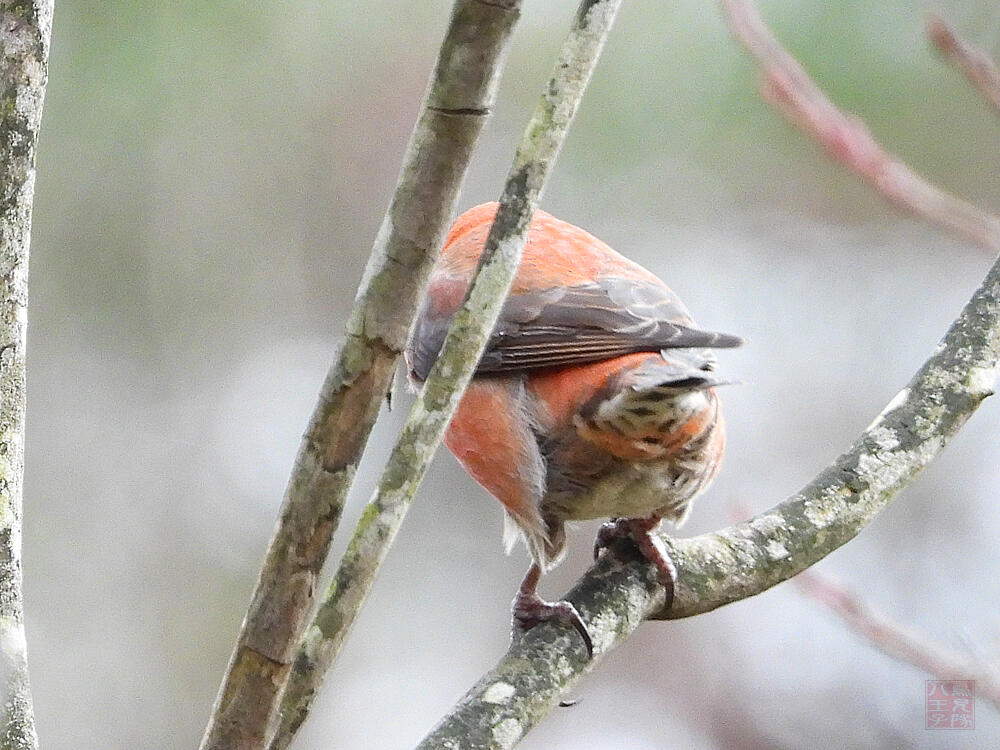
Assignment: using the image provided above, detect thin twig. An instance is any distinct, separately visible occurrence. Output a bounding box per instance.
[0,3,53,749]
[416,3,1000,746]
[794,570,1000,711]
[269,1,624,747]
[722,0,1000,253]
[199,2,523,748]
[927,13,1000,116]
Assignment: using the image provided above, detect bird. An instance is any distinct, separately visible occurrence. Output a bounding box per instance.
[405,202,741,656]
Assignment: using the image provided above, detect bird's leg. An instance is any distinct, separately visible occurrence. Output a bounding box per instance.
[511,562,593,658]
[594,515,677,609]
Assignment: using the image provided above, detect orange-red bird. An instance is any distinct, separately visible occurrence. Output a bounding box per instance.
[406,203,741,655]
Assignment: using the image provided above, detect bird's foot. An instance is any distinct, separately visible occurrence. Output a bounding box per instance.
[512,589,593,659]
[511,563,592,657]
[594,516,677,609]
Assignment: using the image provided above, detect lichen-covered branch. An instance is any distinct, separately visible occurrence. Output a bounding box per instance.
[794,570,1000,711]
[722,0,1000,253]
[416,546,662,750]
[199,3,523,748]
[927,13,1000,117]
[0,3,52,749]
[417,3,1000,746]
[656,252,999,616]
[418,233,1000,747]
[269,2,623,748]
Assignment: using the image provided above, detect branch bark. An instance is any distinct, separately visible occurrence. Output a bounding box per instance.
[927,13,1000,117]
[415,2,1000,746]
[269,1,624,747]
[0,3,52,749]
[199,3,523,748]
[418,231,1000,747]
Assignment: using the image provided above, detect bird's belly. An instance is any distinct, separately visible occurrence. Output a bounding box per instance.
[544,459,700,525]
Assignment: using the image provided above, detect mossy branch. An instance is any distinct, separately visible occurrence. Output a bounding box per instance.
[268,1,624,748]
[415,2,1000,747]
[416,233,1000,747]
[0,3,52,749]
[199,2,523,748]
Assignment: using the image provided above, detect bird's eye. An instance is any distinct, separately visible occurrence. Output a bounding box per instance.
[701,362,716,372]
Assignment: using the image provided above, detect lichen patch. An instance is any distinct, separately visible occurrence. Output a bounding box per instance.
[482,681,515,704]
[492,717,522,747]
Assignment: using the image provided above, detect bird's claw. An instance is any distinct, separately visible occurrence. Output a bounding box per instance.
[593,516,677,610]
[593,517,632,560]
[512,591,594,659]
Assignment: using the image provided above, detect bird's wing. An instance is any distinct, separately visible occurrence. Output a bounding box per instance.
[407,277,741,381]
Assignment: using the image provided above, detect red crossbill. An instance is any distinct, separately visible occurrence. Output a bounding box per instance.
[406,203,740,655]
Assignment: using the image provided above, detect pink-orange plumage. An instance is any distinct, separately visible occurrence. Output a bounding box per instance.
[406,203,740,654]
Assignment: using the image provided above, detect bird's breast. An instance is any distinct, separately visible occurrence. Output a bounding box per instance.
[541,451,707,525]
[538,383,725,525]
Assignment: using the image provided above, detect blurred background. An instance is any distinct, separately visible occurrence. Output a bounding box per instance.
[26,0,1000,747]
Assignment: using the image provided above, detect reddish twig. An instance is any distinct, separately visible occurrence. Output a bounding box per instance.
[795,570,1000,711]
[927,14,1000,116]
[721,0,1000,253]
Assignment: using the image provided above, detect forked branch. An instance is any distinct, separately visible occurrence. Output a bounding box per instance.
[270,1,625,747]
[722,0,1000,252]
[415,2,1000,747]
[200,2,524,748]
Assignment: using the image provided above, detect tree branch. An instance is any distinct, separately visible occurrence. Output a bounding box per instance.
[794,570,1000,711]
[0,3,52,749]
[199,3,523,748]
[418,230,1000,747]
[927,13,1000,117]
[416,2,1000,746]
[269,1,624,748]
[722,0,1000,253]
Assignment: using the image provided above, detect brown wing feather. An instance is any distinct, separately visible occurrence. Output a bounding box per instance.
[406,277,741,381]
